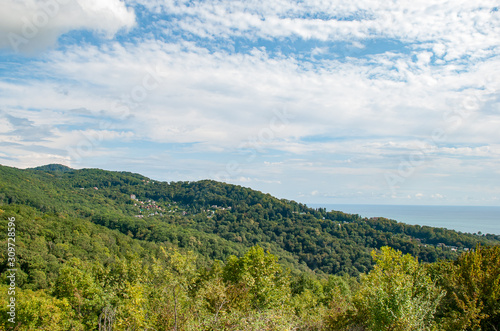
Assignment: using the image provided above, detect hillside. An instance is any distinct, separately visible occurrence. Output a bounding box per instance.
[1,164,499,276]
[1,164,500,330]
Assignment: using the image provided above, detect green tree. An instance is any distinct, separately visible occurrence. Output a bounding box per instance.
[53,259,105,329]
[433,245,500,330]
[330,247,445,331]
[0,285,80,330]
[223,246,291,311]
[358,247,445,330]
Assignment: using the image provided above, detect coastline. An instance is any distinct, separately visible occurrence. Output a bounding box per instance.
[308,204,500,235]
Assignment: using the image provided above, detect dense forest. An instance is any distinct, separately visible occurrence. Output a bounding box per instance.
[0,164,499,330]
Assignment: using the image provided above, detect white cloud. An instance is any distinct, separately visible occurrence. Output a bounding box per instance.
[2,38,499,160]
[137,0,500,61]
[0,0,135,53]
[1,0,500,205]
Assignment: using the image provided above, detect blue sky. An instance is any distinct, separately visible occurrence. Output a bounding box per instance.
[1,0,500,206]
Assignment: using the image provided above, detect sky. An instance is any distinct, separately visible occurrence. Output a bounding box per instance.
[0,0,499,206]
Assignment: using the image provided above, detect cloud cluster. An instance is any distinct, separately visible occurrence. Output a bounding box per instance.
[1,0,499,204]
[138,0,500,61]
[2,38,498,166]
[0,0,135,53]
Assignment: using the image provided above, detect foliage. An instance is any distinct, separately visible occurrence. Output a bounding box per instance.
[432,245,500,330]
[0,164,500,330]
[1,164,497,278]
[0,285,80,330]
[223,246,291,310]
[325,247,445,330]
[359,247,444,330]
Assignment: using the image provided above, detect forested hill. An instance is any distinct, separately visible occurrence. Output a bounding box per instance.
[1,164,498,276]
[2,163,500,330]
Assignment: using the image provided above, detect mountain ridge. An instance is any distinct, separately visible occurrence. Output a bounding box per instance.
[1,163,499,276]
[1,163,500,329]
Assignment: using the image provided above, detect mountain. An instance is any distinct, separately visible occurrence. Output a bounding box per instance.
[1,164,498,275]
[29,164,74,172]
[1,164,499,330]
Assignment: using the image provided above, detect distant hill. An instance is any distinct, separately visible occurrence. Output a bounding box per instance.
[1,163,500,330]
[1,164,498,276]
[29,163,74,172]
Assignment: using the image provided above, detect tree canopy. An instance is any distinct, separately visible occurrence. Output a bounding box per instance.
[0,164,499,330]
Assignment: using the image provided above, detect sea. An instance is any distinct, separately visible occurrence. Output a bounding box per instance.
[308,204,500,235]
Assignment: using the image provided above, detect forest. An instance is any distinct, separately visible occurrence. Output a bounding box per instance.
[0,164,499,330]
